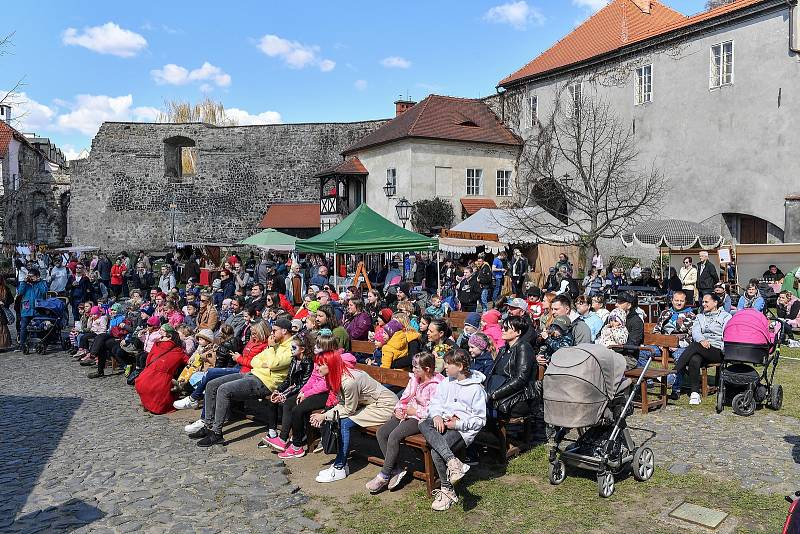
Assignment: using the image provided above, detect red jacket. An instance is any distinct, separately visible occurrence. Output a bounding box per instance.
[238,339,269,374]
[135,339,188,414]
[110,264,127,285]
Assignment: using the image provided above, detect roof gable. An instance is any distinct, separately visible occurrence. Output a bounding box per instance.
[343,95,521,155]
[499,0,770,87]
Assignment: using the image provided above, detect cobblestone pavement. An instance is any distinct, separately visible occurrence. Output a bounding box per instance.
[630,404,800,495]
[0,350,316,534]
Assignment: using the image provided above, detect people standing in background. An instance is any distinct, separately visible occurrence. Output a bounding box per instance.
[509,249,528,297]
[696,251,719,298]
[679,257,698,305]
[491,252,507,301]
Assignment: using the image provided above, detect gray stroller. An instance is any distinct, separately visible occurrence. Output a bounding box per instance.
[543,344,655,498]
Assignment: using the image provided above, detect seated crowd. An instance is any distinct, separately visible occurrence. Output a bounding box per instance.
[16,247,787,511]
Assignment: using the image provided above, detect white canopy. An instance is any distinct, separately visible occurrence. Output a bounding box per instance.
[438,237,506,254]
[450,207,575,245]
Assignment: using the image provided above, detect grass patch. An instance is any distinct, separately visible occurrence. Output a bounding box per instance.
[328,446,786,534]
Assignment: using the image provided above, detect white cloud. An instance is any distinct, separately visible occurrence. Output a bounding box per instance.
[484,1,545,30]
[132,106,161,122]
[572,0,609,13]
[61,144,89,161]
[225,108,282,125]
[0,91,56,133]
[380,56,411,69]
[354,79,368,91]
[56,94,139,135]
[62,22,147,57]
[257,34,335,72]
[151,61,231,87]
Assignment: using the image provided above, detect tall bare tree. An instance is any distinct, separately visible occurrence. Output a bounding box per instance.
[0,32,28,124]
[505,85,668,270]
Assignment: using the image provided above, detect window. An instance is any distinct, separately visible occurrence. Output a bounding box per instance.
[466,168,483,196]
[164,136,197,180]
[12,173,18,191]
[386,168,397,191]
[635,65,653,105]
[710,41,734,88]
[529,95,538,126]
[568,82,583,111]
[496,170,511,197]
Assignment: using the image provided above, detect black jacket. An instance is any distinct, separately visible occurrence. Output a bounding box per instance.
[486,339,536,414]
[476,263,493,289]
[129,271,154,291]
[696,261,719,291]
[276,355,313,396]
[215,336,244,368]
[778,299,800,322]
[457,275,480,306]
[620,309,645,367]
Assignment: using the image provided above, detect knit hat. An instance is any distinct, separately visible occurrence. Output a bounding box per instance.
[616,290,638,306]
[383,319,404,339]
[90,306,102,316]
[291,319,304,333]
[482,309,502,325]
[464,312,481,329]
[609,308,627,325]
[196,328,215,343]
[468,333,488,351]
[305,301,320,314]
[111,303,125,313]
[398,282,412,297]
[146,315,161,327]
[161,324,176,335]
[140,305,154,316]
[379,308,393,324]
[549,315,572,333]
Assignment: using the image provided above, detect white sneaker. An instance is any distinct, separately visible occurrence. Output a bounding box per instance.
[184,419,205,433]
[315,465,349,483]
[447,458,470,484]
[689,392,701,405]
[431,488,458,511]
[174,396,199,410]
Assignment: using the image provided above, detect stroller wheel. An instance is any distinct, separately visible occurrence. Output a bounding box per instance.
[35,343,45,354]
[715,384,725,414]
[22,343,30,355]
[769,384,783,411]
[597,472,615,498]
[548,460,566,485]
[632,447,655,482]
[732,391,755,417]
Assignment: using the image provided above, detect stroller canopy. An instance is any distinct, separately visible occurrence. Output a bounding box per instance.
[34,298,66,316]
[543,344,629,428]
[723,309,772,346]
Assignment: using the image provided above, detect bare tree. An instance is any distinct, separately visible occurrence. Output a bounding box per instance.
[0,32,28,124]
[505,85,668,271]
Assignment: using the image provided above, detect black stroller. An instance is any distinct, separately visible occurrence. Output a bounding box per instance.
[715,308,784,416]
[543,344,655,498]
[23,298,69,355]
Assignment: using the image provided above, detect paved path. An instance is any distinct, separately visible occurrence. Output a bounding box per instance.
[631,404,800,495]
[0,350,316,534]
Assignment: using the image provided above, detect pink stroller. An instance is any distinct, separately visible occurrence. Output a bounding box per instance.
[717,308,784,416]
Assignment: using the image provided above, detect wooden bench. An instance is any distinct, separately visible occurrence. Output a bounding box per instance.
[448,311,469,336]
[492,364,547,458]
[644,326,718,399]
[354,363,438,495]
[350,339,375,357]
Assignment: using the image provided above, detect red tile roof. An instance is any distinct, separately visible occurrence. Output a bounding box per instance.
[0,120,29,157]
[460,198,498,215]
[499,0,768,87]
[259,203,320,229]
[313,156,368,177]
[343,95,521,155]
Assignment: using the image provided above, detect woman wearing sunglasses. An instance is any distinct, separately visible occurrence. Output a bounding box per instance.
[679,256,698,305]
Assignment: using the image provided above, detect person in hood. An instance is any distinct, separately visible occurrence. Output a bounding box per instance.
[454,312,480,350]
[418,348,487,511]
[536,315,574,362]
[367,352,445,493]
[480,309,505,349]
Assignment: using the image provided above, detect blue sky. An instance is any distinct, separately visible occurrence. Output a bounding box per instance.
[2,0,707,158]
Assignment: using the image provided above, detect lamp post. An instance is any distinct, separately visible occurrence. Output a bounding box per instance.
[395,197,412,229]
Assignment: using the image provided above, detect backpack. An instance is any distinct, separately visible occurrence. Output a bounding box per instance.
[568,278,581,300]
[477,265,493,287]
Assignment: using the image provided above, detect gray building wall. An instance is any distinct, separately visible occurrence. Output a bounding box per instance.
[70,120,388,252]
[497,2,798,245]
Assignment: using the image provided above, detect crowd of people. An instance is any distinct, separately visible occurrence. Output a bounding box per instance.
[7,245,793,511]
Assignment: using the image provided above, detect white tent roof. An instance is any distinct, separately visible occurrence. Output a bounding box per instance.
[450,207,575,245]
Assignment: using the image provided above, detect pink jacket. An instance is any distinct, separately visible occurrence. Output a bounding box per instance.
[482,323,505,349]
[395,372,445,420]
[300,364,329,399]
[90,315,108,335]
[139,329,162,353]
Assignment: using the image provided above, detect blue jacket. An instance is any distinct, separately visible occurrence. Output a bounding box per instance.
[18,280,48,317]
[735,295,764,313]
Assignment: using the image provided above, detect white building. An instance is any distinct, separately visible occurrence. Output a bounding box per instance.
[316,95,521,232]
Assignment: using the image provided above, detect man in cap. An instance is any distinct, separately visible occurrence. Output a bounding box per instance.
[506,297,535,344]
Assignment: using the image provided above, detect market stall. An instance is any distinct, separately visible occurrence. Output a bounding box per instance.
[237,228,297,252]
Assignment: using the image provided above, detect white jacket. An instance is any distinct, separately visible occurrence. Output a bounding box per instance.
[427,371,487,446]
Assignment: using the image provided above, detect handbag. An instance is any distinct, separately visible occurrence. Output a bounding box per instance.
[319,410,341,455]
[501,275,513,298]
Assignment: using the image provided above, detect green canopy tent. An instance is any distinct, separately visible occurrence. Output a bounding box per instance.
[295,203,438,289]
[237,228,297,252]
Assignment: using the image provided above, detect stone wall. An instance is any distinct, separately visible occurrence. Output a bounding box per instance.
[69,119,388,252]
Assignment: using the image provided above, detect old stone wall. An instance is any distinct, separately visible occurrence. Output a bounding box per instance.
[69,119,388,252]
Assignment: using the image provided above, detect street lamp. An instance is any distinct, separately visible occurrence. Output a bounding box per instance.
[169,194,178,245]
[395,197,412,228]
[383,179,396,198]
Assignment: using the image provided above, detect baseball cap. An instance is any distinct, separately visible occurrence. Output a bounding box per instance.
[273,318,293,331]
[506,297,528,311]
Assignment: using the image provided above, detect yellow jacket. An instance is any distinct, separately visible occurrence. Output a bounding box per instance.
[249,336,293,390]
[381,330,417,368]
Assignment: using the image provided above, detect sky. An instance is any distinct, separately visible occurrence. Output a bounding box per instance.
[1,0,708,159]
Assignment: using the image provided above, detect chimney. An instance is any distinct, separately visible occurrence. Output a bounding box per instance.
[0,104,11,123]
[632,0,651,14]
[394,99,416,117]
[786,194,800,242]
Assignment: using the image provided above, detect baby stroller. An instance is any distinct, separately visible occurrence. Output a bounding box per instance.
[716,308,783,416]
[543,344,655,498]
[23,298,69,355]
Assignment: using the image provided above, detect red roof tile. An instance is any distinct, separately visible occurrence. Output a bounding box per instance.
[499,0,767,87]
[259,203,320,229]
[343,95,521,155]
[314,156,368,177]
[460,198,498,215]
